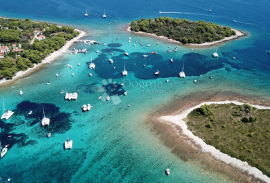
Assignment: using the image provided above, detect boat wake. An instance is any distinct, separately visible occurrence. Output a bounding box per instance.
[159,11,225,18]
[233,20,255,25]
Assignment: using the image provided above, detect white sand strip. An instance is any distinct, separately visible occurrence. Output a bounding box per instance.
[127,26,245,47]
[0,29,86,86]
[159,100,270,183]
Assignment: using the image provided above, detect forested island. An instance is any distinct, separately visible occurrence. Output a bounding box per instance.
[0,18,80,79]
[130,17,237,44]
[186,103,270,178]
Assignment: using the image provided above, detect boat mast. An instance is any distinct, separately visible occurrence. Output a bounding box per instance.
[43,106,45,118]
[182,61,184,72]
[124,61,126,71]
[2,97,5,114]
[91,56,92,64]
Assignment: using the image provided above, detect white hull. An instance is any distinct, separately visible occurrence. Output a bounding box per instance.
[41,117,50,126]
[122,70,128,76]
[179,71,185,78]
[1,110,14,120]
[1,147,7,158]
[65,139,73,149]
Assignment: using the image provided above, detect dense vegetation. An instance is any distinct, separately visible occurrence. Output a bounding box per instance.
[130,17,236,44]
[0,18,79,79]
[186,103,270,177]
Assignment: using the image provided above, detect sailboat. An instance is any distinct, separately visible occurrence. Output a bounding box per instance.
[1,97,14,120]
[179,61,185,78]
[89,56,95,69]
[64,132,73,149]
[208,6,212,12]
[212,48,218,58]
[41,107,50,126]
[103,9,106,18]
[85,10,88,17]
[122,61,128,76]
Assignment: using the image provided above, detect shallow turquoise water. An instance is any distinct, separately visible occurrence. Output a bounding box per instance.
[1,0,270,182]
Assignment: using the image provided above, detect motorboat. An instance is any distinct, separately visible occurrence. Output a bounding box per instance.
[56,73,58,77]
[232,56,235,59]
[117,37,119,39]
[65,92,78,100]
[124,52,128,56]
[1,144,8,158]
[179,62,185,78]
[129,37,131,40]
[194,80,197,83]
[82,104,87,112]
[70,65,73,69]
[143,64,146,67]
[28,110,32,115]
[106,96,110,101]
[47,81,50,85]
[121,82,124,86]
[1,98,14,120]
[166,79,169,82]
[72,73,74,77]
[124,91,127,96]
[147,44,151,47]
[140,43,143,46]
[151,51,157,54]
[122,61,128,76]
[89,73,92,76]
[64,138,73,149]
[78,63,80,66]
[89,56,95,69]
[103,43,106,46]
[142,55,148,58]
[133,44,136,46]
[41,107,50,126]
[155,70,159,75]
[156,42,159,45]
[20,89,23,95]
[47,133,51,138]
[87,104,92,111]
[113,67,116,69]
[109,59,114,64]
[212,49,218,58]
[98,96,102,100]
[165,168,170,175]
[174,49,177,52]
[96,50,99,53]
[167,50,172,53]
[128,40,131,43]
[170,59,173,63]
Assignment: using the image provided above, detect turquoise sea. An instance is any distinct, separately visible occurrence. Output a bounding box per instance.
[1,0,270,182]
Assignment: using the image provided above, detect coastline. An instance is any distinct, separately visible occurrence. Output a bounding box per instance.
[0,29,87,87]
[148,91,270,183]
[160,101,270,183]
[126,25,246,47]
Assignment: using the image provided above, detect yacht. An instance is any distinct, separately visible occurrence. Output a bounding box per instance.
[96,50,99,53]
[103,43,106,46]
[103,10,106,18]
[179,62,185,78]
[170,59,173,63]
[142,55,148,58]
[89,56,95,69]
[106,96,110,101]
[64,138,73,149]
[151,51,157,54]
[124,91,127,96]
[109,59,114,64]
[85,10,88,17]
[20,89,23,95]
[212,51,218,58]
[124,52,128,56]
[41,107,50,126]
[28,110,32,115]
[1,144,8,158]
[129,37,131,40]
[87,104,92,111]
[166,79,169,82]
[82,104,87,112]
[98,96,102,100]
[47,81,50,85]
[166,168,170,175]
[147,44,151,47]
[122,61,128,76]
[155,70,159,75]
[1,97,14,120]
[70,65,73,69]
[89,73,92,76]
[72,73,74,77]
[174,49,177,52]
[194,80,197,83]
[128,40,131,43]
[56,73,58,77]
[47,133,51,138]
[232,56,235,59]
[78,63,80,66]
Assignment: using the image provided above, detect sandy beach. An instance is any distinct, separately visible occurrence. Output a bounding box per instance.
[126,26,246,47]
[149,91,270,183]
[0,29,87,87]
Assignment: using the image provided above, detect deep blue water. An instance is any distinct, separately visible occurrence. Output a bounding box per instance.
[1,0,270,182]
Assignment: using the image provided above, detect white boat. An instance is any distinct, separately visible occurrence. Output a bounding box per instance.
[124,91,127,96]
[70,65,73,69]
[78,63,80,66]
[208,6,212,12]
[28,110,32,115]
[47,81,50,85]
[41,107,50,126]
[89,73,92,76]
[133,44,136,46]
[64,137,73,149]
[1,143,8,158]
[109,59,114,64]
[20,89,23,95]
[87,104,92,111]
[147,44,151,47]
[96,50,99,53]
[166,168,170,175]
[103,43,106,46]
[129,37,131,40]
[72,73,74,77]
[142,55,148,58]
[166,79,169,82]
[89,56,95,69]
[103,9,106,18]
[56,73,58,77]
[194,80,197,83]
[212,49,218,58]
[106,96,110,101]
[85,10,88,17]
[174,49,177,52]
[155,70,159,75]
[170,59,173,63]
[232,56,235,59]
[124,52,128,56]
[128,40,131,43]
[122,61,128,76]
[179,62,185,78]
[82,104,87,112]
[156,42,159,45]
[1,97,14,120]
[67,64,70,67]
[47,133,51,138]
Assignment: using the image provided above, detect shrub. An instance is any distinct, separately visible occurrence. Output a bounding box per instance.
[198,104,214,116]
[248,149,253,153]
[248,132,253,137]
[205,123,213,128]
[222,125,226,129]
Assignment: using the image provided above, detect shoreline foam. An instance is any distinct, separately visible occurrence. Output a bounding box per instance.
[126,25,246,47]
[159,100,270,183]
[0,29,87,87]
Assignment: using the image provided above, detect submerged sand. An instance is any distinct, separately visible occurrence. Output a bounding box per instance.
[0,29,86,87]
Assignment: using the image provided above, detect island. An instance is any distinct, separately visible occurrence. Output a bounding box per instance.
[129,17,245,46]
[0,17,85,82]
[186,103,270,178]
